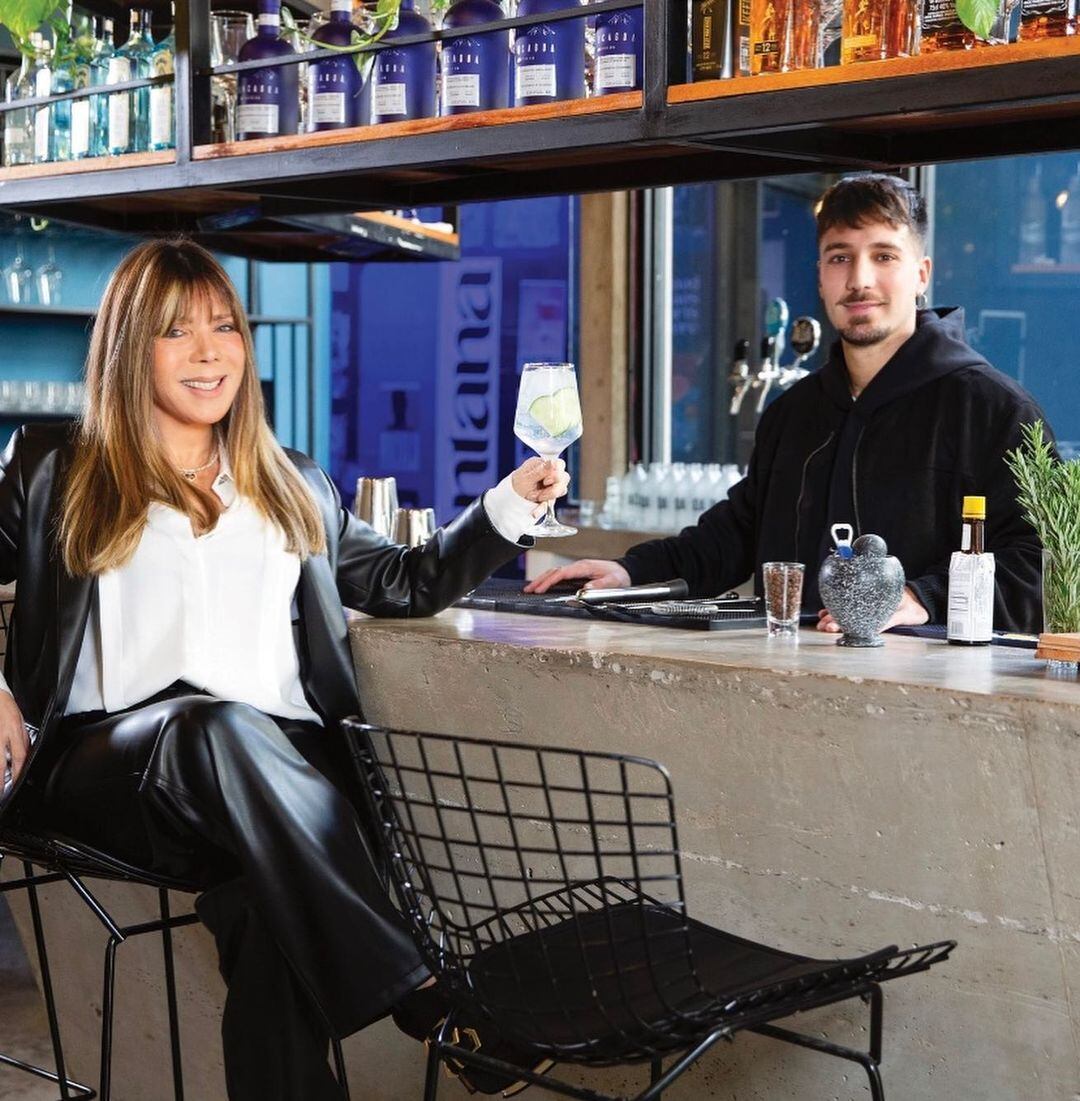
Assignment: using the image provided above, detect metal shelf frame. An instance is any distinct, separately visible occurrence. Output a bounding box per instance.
[1,1,1079,229]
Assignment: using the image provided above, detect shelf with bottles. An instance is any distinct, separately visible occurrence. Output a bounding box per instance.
[0,378,85,415]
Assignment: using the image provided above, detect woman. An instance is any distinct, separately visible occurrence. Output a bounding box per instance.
[0,240,568,1100]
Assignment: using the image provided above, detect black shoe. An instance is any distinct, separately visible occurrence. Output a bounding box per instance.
[439,1017,555,1097]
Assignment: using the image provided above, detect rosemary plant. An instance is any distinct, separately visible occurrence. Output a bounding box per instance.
[1005,421,1080,634]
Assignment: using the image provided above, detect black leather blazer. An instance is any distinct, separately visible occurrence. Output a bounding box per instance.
[0,422,527,818]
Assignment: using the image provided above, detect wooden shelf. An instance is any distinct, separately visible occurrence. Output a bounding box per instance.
[0,150,175,184]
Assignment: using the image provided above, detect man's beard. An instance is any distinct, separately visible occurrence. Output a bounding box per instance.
[839,317,892,347]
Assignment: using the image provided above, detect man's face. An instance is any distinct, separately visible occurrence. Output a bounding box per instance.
[817,219,931,348]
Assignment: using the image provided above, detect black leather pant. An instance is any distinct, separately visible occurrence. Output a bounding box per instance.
[36,686,427,1101]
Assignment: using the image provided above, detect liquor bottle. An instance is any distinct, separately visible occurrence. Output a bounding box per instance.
[841,0,887,62]
[370,0,436,123]
[1060,163,1080,266]
[947,496,995,645]
[692,0,730,79]
[107,15,135,154]
[307,0,363,131]
[50,14,75,162]
[118,10,155,152]
[149,4,176,151]
[1020,0,1076,35]
[920,0,978,50]
[28,34,53,164]
[2,53,34,167]
[513,0,585,105]
[1017,164,1048,266]
[70,14,99,159]
[885,0,920,55]
[593,7,642,94]
[91,18,116,157]
[790,0,823,69]
[750,0,793,71]
[439,0,510,116]
[732,0,752,73]
[237,0,300,140]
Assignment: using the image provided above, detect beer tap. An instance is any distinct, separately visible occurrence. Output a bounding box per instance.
[727,338,753,415]
[754,297,788,414]
[778,317,822,388]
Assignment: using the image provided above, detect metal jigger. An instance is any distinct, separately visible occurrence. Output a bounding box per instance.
[392,507,437,548]
[354,477,399,537]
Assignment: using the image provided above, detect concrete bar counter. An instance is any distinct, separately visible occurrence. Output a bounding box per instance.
[4,609,1079,1099]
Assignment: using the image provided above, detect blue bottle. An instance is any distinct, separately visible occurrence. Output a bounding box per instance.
[90,17,115,158]
[237,0,299,140]
[439,0,509,116]
[513,0,584,106]
[593,7,642,95]
[118,9,155,152]
[370,0,436,123]
[307,0,363,131]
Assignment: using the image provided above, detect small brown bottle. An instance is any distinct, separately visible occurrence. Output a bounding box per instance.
[947,495,996,645]
[1019,0,1076,39]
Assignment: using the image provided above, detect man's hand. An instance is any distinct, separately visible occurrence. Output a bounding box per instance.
[510,457,570,510]
[817,586,929,634]
[524,559,632,594]
[0,690,28,790]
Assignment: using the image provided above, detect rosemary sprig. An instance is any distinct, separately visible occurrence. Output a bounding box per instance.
[1005,421,1080,633]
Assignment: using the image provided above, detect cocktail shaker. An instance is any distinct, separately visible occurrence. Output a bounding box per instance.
[355,477,399,537]
[392,507,436,547]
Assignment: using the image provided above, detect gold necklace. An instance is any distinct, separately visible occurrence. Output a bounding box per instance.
[178,449,219,481]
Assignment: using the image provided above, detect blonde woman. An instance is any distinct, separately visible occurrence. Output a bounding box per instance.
[0,240,567,1100]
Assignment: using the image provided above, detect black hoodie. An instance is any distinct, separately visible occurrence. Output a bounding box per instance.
[619,308,1048,633]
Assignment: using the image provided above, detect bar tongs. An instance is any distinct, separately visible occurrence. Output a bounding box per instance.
[547,578,690,605]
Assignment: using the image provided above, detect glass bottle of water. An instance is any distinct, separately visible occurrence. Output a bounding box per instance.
[2,52,35,167]
[69,13,98,159]
[149,3,175,150]
[91,18,115,157]
[118,9,155,153]
[28,34,54,164]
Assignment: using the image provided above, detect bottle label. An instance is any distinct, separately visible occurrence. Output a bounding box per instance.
[515,62,556,100]
[330,0,352,10]
[3,123,25,151]
[947,551,995,642]
[961,522,971,552]
[443,72,480,108]
[33,105,49,160]
[373,80,407,117]
[149,86,173,146]
[109,93,131,149]
[258,13,280,29]
[596,53,635,90]
[71,99,91,156]
[922,0,965,33]
[237,102,279,134]
[1022,0,1070,15]
[312,91,346,124]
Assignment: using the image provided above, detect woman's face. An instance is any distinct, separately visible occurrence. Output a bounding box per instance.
[152,291,246,438]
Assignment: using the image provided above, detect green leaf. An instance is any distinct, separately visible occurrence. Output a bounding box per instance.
[956,0,998,40]
[0,0,63,42]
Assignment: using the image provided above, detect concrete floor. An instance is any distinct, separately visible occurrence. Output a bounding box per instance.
[0,896,61,1101]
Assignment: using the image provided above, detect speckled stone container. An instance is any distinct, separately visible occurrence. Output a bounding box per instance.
[818,542,906,648]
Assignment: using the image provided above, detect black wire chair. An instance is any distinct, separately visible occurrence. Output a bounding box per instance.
[344,721,956,1101]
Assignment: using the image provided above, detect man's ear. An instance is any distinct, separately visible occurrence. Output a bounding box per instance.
[918,255,932,295]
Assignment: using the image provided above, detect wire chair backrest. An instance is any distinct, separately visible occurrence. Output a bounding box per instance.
[346,722,703,1055]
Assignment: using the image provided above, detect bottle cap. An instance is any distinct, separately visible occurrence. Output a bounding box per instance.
[962,495,986,519]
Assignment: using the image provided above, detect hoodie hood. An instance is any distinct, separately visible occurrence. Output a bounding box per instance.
[819,307,988,416]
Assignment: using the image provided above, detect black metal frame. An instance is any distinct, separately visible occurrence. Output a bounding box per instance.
[3,1,1077,225]
[344,721,955,1101]
[0,827,352,1100]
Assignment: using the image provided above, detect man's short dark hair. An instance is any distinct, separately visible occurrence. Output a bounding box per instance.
[816,174,928,248]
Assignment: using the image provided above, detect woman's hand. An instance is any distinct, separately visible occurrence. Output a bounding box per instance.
[817,586,929,633]
[510,457,570,508]
[0,690,28,790]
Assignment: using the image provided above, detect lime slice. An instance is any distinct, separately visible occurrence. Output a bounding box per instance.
[528,387,581,437]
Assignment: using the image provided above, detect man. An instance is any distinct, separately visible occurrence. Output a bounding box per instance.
[527,174,1048,635]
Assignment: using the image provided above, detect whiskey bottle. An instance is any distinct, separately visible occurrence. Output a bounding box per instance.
[885,0,920,55]
[920,0,977,51]
[841,0,887,63]
[692,0,730,79]
[790,0,823,68]
[1019,0,1076,38]
[733,0,753,73]
[947,496,995,645]
[750,0,792,73]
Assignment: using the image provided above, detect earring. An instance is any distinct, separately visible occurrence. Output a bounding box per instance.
[916,293,927,310]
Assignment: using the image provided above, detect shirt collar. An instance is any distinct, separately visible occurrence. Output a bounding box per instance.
[212,446,237,507]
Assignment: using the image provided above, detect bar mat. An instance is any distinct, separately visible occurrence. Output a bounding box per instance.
[455,578,769,631]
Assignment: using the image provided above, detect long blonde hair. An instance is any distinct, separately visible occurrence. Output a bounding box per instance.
[60,239,326,576]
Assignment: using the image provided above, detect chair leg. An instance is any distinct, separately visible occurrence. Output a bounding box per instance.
[649,1055,663,1099]
[158,888,185,1101]
[423,1035,441,1101]
[99,935,121,1101]
[331,1037,351,1100]
[22,860,74,1099]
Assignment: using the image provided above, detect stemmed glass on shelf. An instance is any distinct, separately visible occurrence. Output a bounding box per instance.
[513,361,583,538]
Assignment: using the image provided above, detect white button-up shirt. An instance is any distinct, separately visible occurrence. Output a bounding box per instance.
[2,453,542,723]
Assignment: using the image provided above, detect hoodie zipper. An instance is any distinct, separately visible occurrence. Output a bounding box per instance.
[851,424,867,536]
[794,431,835,558]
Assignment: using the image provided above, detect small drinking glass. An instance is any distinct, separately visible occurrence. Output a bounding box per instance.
[763,561,804,637]
[513,362,582,537]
